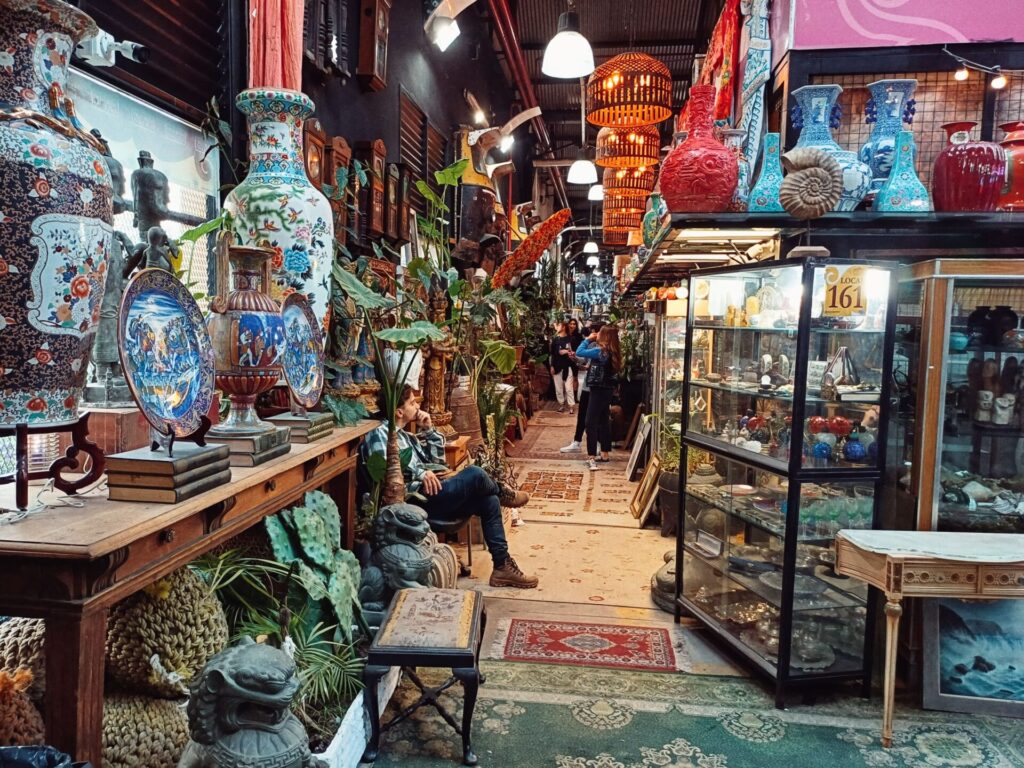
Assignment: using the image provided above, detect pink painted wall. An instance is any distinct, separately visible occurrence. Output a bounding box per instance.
[773,0,1024,60]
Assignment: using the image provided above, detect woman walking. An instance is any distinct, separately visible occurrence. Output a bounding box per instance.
[549,321,576,414]
[574,325,621,470]
[561,319,601,453]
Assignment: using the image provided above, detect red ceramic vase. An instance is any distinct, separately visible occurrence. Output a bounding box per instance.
[997,121,1024,212]
[932,121,1007,212]
[659,85,738,213]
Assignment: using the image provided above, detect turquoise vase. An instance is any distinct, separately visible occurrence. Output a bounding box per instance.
[642,192,668,248]
[790,84,871,211]
[748,133,785,212]
[874,131,932,212]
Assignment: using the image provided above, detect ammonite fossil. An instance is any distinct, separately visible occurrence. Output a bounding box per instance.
[779,148,843,219]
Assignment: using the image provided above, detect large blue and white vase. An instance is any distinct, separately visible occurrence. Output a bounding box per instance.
[874,130,932,212]
[790,84,871,211]
[0,0,113,426]
[859,78,917,194]
[224,89,334,338]
[748,132,785,212]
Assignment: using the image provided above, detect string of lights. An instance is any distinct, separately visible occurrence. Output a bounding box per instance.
[943,45,1023,89]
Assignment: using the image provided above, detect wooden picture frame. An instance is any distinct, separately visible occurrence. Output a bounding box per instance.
[624,405,643,450]
[629,453,660,520]
[626,418,652,481]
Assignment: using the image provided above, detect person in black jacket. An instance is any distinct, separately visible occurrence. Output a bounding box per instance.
[574,325,621,470]
[549,321,576,414]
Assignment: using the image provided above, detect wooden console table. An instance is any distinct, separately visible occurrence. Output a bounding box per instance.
[0,420,376,766]
[835,530,1024,748]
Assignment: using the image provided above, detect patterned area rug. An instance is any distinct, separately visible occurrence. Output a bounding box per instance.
[512,457,641,528]
[498,618,678,672]
[372,661,1024,767]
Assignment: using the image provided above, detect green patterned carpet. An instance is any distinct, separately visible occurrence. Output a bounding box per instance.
[371,661,1024,767]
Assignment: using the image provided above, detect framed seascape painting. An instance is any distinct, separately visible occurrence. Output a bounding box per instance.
[922,598,1024,716]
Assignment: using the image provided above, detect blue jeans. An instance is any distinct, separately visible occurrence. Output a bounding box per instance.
[421,465,509,567]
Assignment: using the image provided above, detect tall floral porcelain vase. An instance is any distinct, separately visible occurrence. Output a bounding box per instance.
[0,0,113,427]
[747,132,785,212]
[874,131,932,212]
[932,122,1007,212]
[790,84,871,211]
[223,89,334,334]
[859,78,917,194]
[659,85,738,213]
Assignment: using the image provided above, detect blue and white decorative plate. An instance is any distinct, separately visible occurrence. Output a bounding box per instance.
[281,292,324,409]
[118,268,215,437]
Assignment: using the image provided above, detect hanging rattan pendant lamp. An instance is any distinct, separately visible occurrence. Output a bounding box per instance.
[586,52,672,128]
[603,166,656,199]
[603,208,643,233]
[596,125,661,168]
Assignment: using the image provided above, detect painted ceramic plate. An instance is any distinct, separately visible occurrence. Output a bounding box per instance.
[118,269,215,437]
[281,293,324,409]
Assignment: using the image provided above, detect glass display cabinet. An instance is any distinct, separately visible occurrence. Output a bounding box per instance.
[893,259,1024,717]
[651,298,688,456]
[676,255,897,705]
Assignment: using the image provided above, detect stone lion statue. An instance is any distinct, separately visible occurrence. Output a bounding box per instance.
[359,503,458,614]
[177,637,326,768]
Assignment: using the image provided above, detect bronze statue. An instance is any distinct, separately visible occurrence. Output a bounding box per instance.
[178,637,326,768]
[86,130,134,403]
[130,149,201,242]
[124,225,180,276]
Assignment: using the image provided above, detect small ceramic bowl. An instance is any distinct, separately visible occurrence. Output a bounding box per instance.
[949,332,969,352]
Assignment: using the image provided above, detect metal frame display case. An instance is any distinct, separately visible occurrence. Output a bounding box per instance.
[894,258,1024,717]
[675,255,898,706]
[650,298,688,458]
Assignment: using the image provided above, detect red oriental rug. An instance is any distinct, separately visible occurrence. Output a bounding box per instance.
[500,618,678,672]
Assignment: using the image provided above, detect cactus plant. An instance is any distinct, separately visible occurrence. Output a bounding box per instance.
[263,491,361,641]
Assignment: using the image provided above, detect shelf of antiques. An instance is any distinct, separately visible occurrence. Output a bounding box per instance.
[890,259,1024,717]
[676,254,898,704]
[650,297,688,455]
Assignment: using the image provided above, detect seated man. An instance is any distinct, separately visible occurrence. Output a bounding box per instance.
[362,385,539,589]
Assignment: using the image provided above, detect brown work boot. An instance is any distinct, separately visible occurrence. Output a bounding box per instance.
[489,557,539,589]
[498,483,530,508]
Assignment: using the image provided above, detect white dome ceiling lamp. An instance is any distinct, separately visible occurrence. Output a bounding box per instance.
[583,240,599,254]
[541,4,595,79]
[566,75,597,185]
[425,0,480,52]
[586,254,600,267]
[588,183,605,201]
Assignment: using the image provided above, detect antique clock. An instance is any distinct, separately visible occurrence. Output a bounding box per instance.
[303,118,327,187]
[395,162,413,246]
[354,139,386,239]
[325,136,352,247]
[357,0,391,91]
[385,162,399,241]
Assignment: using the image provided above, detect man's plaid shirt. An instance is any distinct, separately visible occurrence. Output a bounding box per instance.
[361,421,447,495]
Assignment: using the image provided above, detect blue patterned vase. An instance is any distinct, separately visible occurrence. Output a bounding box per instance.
[874,131,932,212]
[224,89,334,335]
[722,128,750,211]
[790,84,871,211]
[859,79,917,194]
[748,132,785,212]
[641,192,668,248]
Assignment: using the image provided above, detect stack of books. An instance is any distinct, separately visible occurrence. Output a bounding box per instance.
[106,443,231,503]
[266,411,335,444]
[211,426,292,467]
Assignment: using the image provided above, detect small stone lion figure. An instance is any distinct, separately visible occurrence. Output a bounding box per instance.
[177,637,326,768]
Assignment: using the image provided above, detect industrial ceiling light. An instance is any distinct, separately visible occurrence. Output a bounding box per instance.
[586,254,600,267]
[541,8,594,79]
[428,14,460,51]
[588,183,604,201]
[567,147,598,184]
[583,240,599,254]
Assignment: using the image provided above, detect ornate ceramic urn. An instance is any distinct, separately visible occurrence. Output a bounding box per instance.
[223,89,334,334]
[932,122,1007,212]
[858,78,917,194]
[207,243,285,436]
[0,0,113,426]
[997,121,1024,212]
[659,86,738,213]
[790,84,871,211]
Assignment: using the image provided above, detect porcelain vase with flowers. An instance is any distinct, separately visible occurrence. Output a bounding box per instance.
[858,78,917,194]
[224,89,334,334]
[790,84,871,211]
[0,0,114,426]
